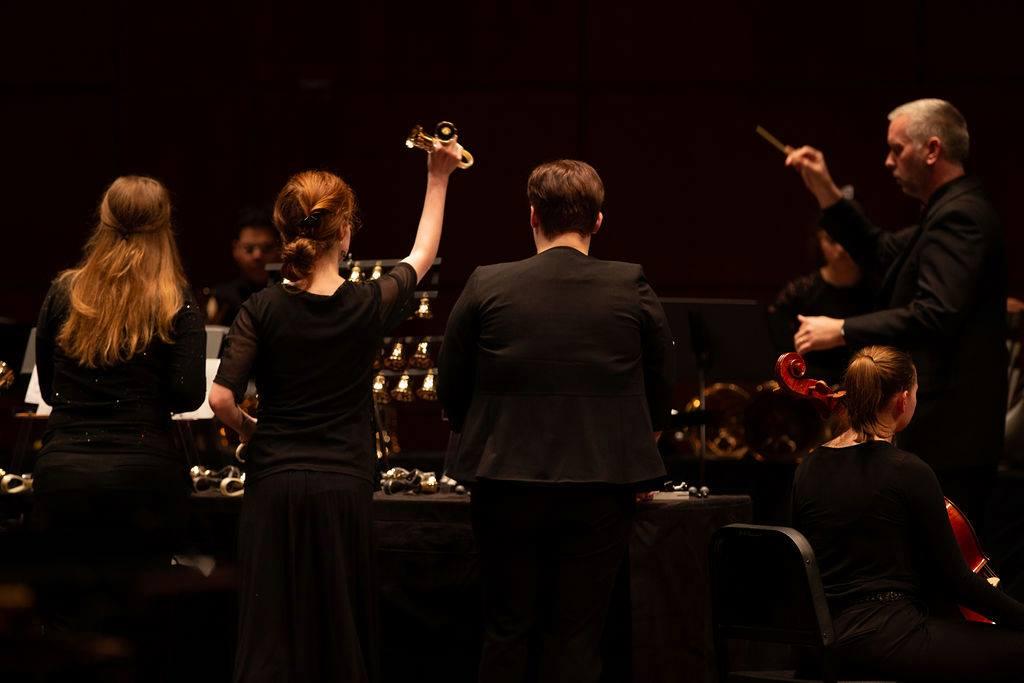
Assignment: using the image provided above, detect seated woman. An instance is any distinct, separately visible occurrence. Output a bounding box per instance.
[209,141,463,682]
[792,346,1024,682]
[33,175,206,567]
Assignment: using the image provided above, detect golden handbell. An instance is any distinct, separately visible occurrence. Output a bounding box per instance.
[415,295,433,319]
[348,263,363,283]
[371,263,383,280]
[0,469,32,494]
[408,340,432,369]
[416,369,438,401]
[391,373,415,402]
[384,341,406,371]
[0,361,15,391]
[372,373,390,404]
[418,471,439,494]
[405,121,474,169]
[220,472,245,497]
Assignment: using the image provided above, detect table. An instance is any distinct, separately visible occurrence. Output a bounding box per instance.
[372,492,752,683]
[1,489,750,682]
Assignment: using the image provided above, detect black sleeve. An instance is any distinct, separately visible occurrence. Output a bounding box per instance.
[165,292,207,413]
[637,268,675,431]
[214,301,259,403]
[34,280,67,405]
[820,199,914,274]
[376,262,418,332]
[902,456,1024,627]
[437,269,480,432]
[842,209,988,347]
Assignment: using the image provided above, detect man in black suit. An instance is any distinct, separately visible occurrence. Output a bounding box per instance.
[438,160,673,683]
[786,99,1007,519]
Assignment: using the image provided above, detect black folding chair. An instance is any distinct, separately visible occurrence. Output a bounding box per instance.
[709,523,899,683]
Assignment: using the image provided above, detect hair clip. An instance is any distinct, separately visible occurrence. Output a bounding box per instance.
[299,212,323,229]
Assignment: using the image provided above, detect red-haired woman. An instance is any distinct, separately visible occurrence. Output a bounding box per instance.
[210,141,463,682]
[792,346,1024,681]
[33,175,206,565]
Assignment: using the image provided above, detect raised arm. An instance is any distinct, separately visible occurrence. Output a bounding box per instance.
[401,139,463,282]
[786,145,906,272]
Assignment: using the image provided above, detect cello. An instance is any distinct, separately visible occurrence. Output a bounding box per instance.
[775,351,999,624]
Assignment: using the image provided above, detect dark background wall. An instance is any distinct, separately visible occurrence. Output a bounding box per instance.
[2,0,1022,322]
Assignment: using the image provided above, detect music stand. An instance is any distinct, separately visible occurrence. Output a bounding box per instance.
[660,298,778,487]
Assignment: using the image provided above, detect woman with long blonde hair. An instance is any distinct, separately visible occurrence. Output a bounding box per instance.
[210,140,462,681]
[32,175,205,567]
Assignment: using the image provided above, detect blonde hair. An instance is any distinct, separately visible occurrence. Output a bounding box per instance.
[273,170,358,283]
[57,176,187,367]
[842,346,917,440]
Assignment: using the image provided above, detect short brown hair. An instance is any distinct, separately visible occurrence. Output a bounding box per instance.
[273,170,358,282]
[527,160,604,238]
[842,346,917,440]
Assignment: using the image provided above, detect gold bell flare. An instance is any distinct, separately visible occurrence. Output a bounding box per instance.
[348,264,362,283]
[384,341,406,371]
[408,340,432,369]
[372,373,390,404]
[0,361,15,390]
[415,295,433,319]
[405,121,474,169]
[417,369,438,401]
[371,263,383,280]
[391,373,415,402]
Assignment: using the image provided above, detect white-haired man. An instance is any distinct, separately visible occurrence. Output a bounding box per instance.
[785,99,1007,520]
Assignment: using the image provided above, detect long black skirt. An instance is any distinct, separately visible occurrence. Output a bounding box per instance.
[234,470,378,683]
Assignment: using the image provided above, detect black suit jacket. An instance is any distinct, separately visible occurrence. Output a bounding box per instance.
[821,176,1007,469]
[438,247,674,485]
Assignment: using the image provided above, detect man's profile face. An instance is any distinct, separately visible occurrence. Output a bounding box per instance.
[884,115,929,201]
[233,226,280,283]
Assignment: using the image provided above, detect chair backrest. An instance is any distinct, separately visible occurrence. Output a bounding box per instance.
[710,523,834,649]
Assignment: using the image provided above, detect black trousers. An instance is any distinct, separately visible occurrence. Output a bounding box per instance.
[470,481,635,683]
[833,598,1024,682]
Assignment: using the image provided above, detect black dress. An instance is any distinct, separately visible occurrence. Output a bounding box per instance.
[214,263,417,683]
[32,278,206,560]
[792,441,1024,681]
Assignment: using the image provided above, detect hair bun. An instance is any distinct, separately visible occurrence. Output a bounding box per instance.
[281,237,319,282]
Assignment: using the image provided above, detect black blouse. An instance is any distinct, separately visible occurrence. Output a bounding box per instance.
[34,278,207,467]
[792,441,1024,626]
[213,263,417,482]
